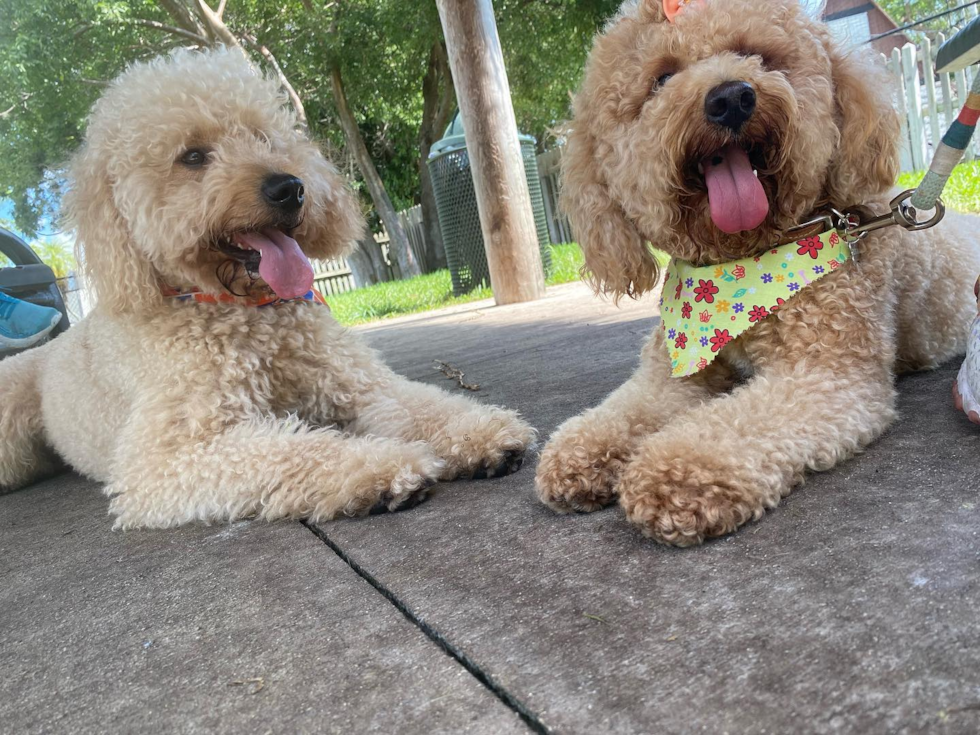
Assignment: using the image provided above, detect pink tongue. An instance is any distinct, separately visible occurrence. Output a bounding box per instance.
[702,146,769,234]
[233,228,314,300]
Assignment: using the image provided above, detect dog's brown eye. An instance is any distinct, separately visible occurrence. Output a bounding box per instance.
[734,47,781,72]
[651,73,674,95]
[179,149,209,167]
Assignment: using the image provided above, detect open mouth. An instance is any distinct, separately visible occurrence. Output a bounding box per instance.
[694,145,770,235]
[212,227,314,300]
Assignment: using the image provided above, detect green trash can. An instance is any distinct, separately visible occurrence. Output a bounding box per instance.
[428,114,552,296]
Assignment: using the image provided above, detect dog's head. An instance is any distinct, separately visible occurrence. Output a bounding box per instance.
[64,47,363,312]
[563,0,900,297]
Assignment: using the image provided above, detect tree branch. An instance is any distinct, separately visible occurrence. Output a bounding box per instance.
[157,0,209,37]
[193,0,241,47]
[240,33,308,127]
[216,0,227,19]
[72,18,209,43]
[0,92,33,120]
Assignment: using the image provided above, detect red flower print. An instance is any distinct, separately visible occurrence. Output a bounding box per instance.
[732,265,746,280]
[697,357,708,370]
[699,309,712,323]
[694,279,719,304]
[681,301,692,319]
[675,282,682,299]
[709,328,732,353]
[797,236,823,259]
[675,332,687,349]
[771,297,787,312]
[748,304,769,322]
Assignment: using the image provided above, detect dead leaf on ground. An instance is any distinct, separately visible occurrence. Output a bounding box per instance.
[434,360,480,391]
[583,613,607,624]
[230,677,265,694]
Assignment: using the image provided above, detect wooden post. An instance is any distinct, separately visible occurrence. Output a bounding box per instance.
[436,0,545,305]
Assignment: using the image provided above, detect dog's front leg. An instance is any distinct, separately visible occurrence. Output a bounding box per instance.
[535,332,726,512]
[618,362,897,546]
[106,419,444,529]
[348,375,536,481]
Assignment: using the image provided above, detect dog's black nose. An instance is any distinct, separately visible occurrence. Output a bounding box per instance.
[262,173,305,211]
[705,81,756,131]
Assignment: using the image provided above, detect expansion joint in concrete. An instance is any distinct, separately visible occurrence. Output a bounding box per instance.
[303,521,551,734]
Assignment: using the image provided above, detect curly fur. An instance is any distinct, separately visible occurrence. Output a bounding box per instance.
[536,0,980,545]
[0,48,534,528]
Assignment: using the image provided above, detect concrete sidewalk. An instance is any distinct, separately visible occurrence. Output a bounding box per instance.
[3,281,979,734]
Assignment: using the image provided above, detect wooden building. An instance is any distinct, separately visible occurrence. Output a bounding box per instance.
[823,0,911,55]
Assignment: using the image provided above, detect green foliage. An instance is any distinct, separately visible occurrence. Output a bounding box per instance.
[546,240,587,285]
[0,0,623,236]
[31,237,76,278]
[876,0,976,37]
[897,161,980,214]
[328,242,587,325]
[497,0,621,147]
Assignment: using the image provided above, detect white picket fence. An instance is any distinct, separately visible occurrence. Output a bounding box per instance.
[886,32,980,173]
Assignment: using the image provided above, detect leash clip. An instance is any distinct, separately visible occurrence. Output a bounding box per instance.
[841,189,945,240]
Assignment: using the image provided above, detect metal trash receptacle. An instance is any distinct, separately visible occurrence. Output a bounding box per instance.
[428,115,552,296]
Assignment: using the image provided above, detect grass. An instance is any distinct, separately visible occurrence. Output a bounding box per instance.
[897,160,980,214]
[326,242,587,326]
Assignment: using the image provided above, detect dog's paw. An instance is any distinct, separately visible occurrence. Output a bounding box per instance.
[368,475,437,515]
[617,450,771,546]
[341,446,444,517]
[534,424,628,513]
[439,409,536,481]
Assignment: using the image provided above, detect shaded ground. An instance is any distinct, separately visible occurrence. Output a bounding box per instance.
[3,281,979,734]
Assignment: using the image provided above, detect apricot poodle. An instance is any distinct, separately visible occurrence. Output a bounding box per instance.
[536,0,979,545]
[0,48,534,528]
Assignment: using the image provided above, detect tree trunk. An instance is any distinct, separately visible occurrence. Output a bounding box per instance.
[348,239,384,288]
[436,0,545,305]
[330,65,421,279]
[418,42,456,272]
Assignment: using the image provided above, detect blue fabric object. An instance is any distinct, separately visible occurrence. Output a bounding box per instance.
[0,290,62,349]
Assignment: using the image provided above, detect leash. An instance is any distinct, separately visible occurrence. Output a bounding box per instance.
[910,70,980,212]
[782,65,978,244]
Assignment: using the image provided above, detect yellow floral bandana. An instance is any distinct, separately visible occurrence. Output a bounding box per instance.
[660,229,852,377]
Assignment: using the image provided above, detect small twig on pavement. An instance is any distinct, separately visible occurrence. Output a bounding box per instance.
[434,360,480,391]
[583,613,607,624]
[947,703,980,714]
[229,677,265,694]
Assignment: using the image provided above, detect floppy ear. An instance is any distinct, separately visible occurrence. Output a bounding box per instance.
[293,144,366,262]
[824,43,900,206]
[560,121,659,300]
[63,145,161,315]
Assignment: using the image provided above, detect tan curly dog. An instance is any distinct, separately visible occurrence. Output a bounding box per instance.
[0,48,534,528]
[535,0,980,545]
